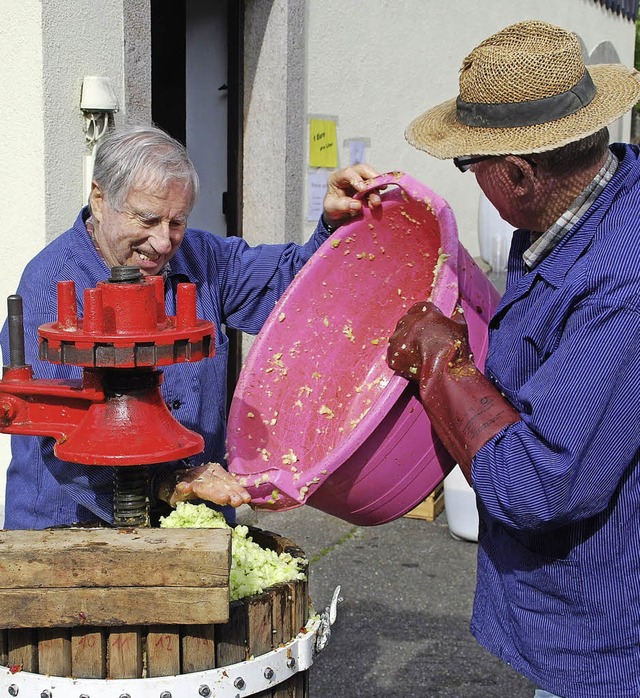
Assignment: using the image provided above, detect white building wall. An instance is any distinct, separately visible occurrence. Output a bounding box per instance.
[0,3,46,328]
[303,0,636,255]
[1,0,150,328]
[0,0,150,519]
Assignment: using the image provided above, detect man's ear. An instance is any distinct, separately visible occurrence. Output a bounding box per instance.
[504,155,537,198]
[89,181,104,221]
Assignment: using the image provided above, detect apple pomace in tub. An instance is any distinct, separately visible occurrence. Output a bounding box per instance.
[227,172,500,526]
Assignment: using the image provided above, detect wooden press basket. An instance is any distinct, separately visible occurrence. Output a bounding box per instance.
[0,526,310,697]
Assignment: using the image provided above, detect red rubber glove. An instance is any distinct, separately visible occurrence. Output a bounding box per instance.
[386,301,520,482]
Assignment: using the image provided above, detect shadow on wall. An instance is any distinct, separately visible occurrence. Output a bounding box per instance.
[577,36,627,141]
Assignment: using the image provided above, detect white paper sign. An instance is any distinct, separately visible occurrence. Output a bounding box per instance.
[307,169,329,221]
[349,139,366,165]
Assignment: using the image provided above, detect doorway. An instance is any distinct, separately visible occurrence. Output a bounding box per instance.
[151,0,244,408]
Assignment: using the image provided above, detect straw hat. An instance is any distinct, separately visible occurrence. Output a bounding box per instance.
[406,20,640,159]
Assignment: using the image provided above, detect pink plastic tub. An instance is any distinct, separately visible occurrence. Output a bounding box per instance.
[227,173,500,525]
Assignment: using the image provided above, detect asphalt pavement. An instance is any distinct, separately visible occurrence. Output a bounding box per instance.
[238,503,535,698]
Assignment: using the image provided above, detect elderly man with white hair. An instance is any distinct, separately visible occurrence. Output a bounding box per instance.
[0,124,379,530]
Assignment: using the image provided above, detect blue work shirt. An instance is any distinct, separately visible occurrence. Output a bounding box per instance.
[471,143,640,697]
[0,208,331,529]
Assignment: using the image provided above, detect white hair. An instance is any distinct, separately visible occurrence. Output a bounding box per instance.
[91,124,200,212]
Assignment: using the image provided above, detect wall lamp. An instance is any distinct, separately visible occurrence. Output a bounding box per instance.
[80,76,119,201]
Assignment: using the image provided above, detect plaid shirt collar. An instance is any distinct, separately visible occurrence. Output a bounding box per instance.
[523,150,618,270]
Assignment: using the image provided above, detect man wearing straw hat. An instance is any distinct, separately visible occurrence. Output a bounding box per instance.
[387,20,640,698]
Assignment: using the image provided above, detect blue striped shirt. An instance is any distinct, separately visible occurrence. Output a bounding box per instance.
[471,143,640,697]
[0,209,331,529]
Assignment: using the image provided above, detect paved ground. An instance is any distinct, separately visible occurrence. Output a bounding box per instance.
[239,503,535,698]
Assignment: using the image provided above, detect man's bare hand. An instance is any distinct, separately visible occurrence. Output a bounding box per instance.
[322,163,382,228]
[161,462,252,509]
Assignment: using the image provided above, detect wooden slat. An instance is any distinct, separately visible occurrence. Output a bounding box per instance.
[0,528,230,588]
[71,628,107,678]
[272,585,294,698]
[247,594,273,698]
[290,578,309,697]
[107,627,143,679]
[0,630,6,666]
[0,586,229,628]
[7,628,38,672]
[37,628,71,677]
[216,600,248,666]
[181,624,215,673]
[0,630,9,666]
[146,625,181,677]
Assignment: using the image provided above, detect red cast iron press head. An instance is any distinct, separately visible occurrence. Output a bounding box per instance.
[0,266,215,526]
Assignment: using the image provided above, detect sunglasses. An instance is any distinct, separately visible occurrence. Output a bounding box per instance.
[453,154,537,173]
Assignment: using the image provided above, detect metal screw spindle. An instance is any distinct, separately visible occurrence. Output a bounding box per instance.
[198,687,212,697]
[8,685,18,697]
[160,692,172,698]
[109,266,143,284]
[264,667,274,680]
[233,677,246,690]
[40,691,52,698]
[287,657,296,669]
[113,465,149,527]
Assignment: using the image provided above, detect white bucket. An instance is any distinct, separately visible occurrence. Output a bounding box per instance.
[443,465,479,542]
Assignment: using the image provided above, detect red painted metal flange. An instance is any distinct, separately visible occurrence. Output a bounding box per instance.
[39,275,214,367]
[0,269,215,466]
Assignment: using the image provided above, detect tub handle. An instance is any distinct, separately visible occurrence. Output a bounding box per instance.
[353,170,412,200]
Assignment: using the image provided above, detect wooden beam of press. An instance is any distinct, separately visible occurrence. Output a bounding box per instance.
[0,528,231,629]
[0,586,230,629]
[0,528,231,589]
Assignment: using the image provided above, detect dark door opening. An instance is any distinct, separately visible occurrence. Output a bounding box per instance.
[151,0,244,411]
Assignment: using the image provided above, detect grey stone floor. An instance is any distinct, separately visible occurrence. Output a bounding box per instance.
[239,504,534,698]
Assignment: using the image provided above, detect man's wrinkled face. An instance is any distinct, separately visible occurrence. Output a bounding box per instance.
[471,158,522,228]
[89,180,192,276]
[471,156,544,231]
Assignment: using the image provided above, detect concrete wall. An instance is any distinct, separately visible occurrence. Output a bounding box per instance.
[243,0,307,248]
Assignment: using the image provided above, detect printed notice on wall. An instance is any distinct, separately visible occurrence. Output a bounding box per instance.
[348,139,367,165]
[307,169,329,221]
[309,118,338,169]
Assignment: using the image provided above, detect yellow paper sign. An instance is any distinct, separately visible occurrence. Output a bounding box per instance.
[309,119,338,169]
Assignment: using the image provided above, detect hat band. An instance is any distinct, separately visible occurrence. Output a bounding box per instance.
[456,70,597,129]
